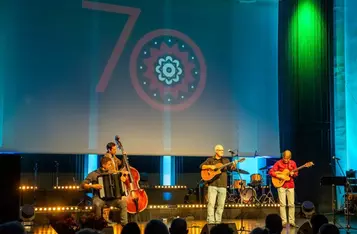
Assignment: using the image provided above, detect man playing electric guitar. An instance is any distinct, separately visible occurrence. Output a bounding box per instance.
[269,150,298,228]
[200,145,237,224]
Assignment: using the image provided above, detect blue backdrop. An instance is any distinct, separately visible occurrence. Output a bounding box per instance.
[334,0,357,207]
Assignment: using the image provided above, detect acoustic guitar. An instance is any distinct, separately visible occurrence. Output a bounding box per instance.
[201,158,246,182]
[272,161,314,188]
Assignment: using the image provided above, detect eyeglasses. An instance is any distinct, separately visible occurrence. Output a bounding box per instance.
[217,149,224,152]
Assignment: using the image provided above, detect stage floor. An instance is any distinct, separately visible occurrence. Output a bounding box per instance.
[30,216,357,234]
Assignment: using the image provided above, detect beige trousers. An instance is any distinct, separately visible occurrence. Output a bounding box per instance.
[277,187,295,224]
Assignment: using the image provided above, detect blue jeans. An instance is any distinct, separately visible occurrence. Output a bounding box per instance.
[207,186,227,223]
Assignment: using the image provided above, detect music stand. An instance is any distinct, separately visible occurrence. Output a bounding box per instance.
[320,176,348,231]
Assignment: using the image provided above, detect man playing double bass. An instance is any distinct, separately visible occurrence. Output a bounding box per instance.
[103,142,124,172]
[200,145,237,224]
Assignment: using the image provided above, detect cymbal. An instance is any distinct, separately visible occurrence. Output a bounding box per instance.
[236,169,250,175]
[259,165,273,171]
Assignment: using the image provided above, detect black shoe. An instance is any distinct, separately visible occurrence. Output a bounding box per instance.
[290,223,299,228]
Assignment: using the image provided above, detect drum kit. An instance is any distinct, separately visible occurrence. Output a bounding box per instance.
[226,165,276,205]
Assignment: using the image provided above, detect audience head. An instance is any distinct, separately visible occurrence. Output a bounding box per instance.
[169,218,188,234]
[310,214,328,234]
[145,219,169,234]
[210,223,234,234]
[265,214,283,234]
[250,227,268,234]
[76,228,102,234]
[0,221,25,234]
[319,223,339,234]
[122,222,141,234]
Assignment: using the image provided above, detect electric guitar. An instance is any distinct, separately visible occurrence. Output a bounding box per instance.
[272,161,314,188]
[201,158,245,182]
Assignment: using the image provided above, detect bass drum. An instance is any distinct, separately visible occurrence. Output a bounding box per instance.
[240,187,256,204]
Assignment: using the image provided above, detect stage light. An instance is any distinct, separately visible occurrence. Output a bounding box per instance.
[20,205,35,220]
[301,201,315,218]
[20,204,35,232]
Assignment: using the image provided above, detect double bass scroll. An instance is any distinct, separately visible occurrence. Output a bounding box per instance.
[114,135,148,214]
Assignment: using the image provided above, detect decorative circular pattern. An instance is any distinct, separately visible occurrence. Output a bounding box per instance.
[130,29,207,111]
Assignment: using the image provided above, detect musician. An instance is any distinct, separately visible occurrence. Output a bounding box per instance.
[103,142,123,172]
[200,144,237,224]
[81,157,128,225]
[269,150,298,228]
[103,141,138,222]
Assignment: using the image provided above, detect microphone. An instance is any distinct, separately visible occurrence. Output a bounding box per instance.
[332,156,341,160]
[114,135,120,141]
[228,149,236,154]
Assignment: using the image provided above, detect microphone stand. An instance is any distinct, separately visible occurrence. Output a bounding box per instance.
[54,161,59,187]
[33,162,38,206]
[227,151,238,203]
[334,158,357,232]
[235,153,250,233]
[191,180,204,229]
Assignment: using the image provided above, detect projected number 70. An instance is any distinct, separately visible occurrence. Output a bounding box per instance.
[82,1,207,111]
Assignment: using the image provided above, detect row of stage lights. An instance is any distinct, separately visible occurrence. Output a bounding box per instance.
[19,186,38,190]
[153,185,187,189]
[153,204,280,209]
[31,203,279,213]
[19,185,187,190]
[53,186,80,189]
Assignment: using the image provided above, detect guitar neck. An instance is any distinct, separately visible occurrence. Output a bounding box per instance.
[219,161,235,170]
[292,165,306,172]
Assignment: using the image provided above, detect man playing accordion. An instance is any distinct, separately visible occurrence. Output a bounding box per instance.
[81,156,128,225]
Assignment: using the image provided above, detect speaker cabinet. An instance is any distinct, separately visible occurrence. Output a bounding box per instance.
[200,223,238,234]
[0,155,21,223]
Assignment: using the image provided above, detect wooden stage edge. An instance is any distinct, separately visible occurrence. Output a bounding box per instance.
[32,204,281,225]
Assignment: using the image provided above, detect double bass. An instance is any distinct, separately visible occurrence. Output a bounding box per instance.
[115,136,148,214]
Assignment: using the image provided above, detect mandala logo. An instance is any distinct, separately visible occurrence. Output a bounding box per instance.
[130,29,207,111]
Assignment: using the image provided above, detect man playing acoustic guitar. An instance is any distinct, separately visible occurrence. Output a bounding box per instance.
[269,150,298,228]
[200,145,237,224]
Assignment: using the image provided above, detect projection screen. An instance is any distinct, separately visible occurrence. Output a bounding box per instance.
[0,0,279,156]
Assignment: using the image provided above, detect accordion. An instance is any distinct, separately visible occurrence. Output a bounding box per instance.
[97,173,126,200]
